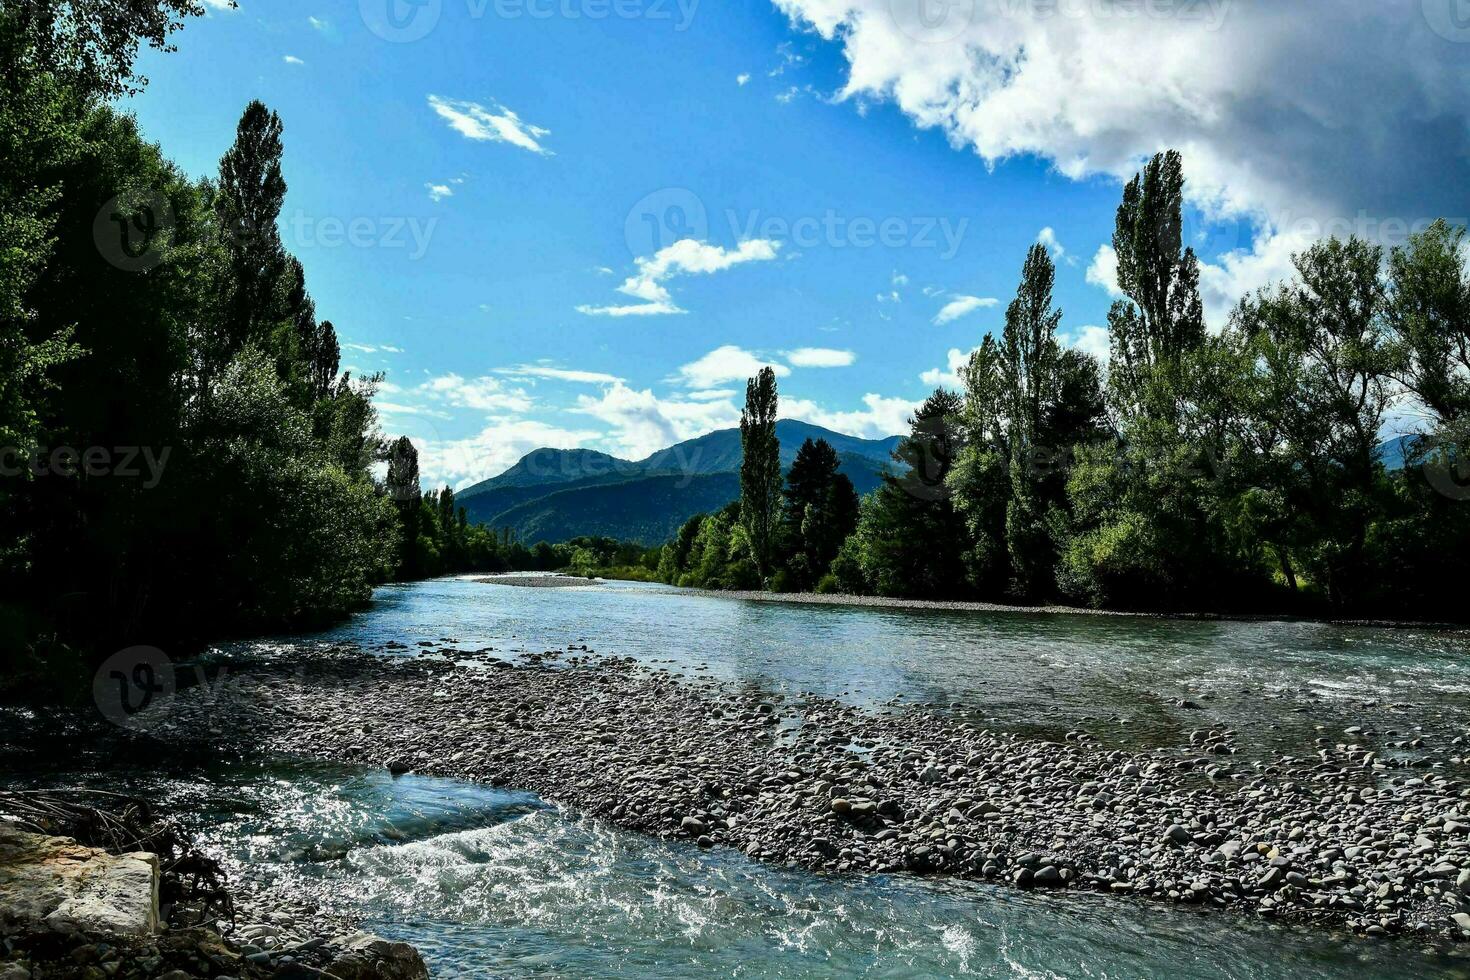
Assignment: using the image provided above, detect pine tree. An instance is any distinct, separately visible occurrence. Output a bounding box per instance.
[739,366,781,578]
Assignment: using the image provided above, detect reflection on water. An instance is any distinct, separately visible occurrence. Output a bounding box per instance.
[246,576,1470,761]
[24,756,1464,980]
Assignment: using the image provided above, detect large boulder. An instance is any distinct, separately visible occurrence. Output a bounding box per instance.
[326,931,430,980]
[0,825,160,937]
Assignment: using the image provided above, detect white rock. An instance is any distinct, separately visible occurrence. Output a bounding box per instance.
[0,826,160,937]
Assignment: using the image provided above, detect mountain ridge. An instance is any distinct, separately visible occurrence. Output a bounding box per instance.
[457,419,903,545]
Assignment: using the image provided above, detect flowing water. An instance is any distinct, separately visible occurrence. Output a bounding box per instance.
[9,578,1470,977]
[265,576,1470,762]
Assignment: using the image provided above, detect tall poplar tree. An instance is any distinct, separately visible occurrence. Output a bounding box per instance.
[739,366,781,578]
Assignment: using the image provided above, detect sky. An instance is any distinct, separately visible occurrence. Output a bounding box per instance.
[126,0,1470,489]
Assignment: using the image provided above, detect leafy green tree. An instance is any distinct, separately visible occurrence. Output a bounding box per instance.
[739,366,781,578]
[1388,219,1470,426]
[1233,237,1396,604]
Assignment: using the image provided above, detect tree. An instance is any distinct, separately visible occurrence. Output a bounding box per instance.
[1000,244,1064,596]
[847,390,970,598]
[1106,150,1206,424]
[1233,237,1396,604]
[1388,219,1470,426]
[385,436,421,574]
[214,100,288,366]
[739,366,781,578]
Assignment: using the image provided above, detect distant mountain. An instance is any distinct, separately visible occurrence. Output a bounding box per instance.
[458,419,903,545]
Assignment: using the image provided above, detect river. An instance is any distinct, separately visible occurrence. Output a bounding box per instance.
[7,576,1470,977]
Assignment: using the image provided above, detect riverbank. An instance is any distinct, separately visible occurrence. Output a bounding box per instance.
[661,584,1469,630]
[151,643,1470,947]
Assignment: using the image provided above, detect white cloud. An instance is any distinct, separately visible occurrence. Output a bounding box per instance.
[578,238,781,317]
[1085,245,1123,299]
[920,347,974,388]
[933,294,998,325]
[782,394,917,440]
[375,401,451,421]
[675,345,790,389]
[426,183,453,202]
[412,420,602,491]
[308,15,328,31]
[784,347,856,368]
[573,383,743,460]
[427,95,551,155]
[283,55,304,65]
[1038,226,1074,264]
[1062,325,1112,363]
[775,0,1470,317]
[201,0,235,10]
[737,73,752,86]
[496,365,625,384]
[417,374,533,413]
[687,388,738,402]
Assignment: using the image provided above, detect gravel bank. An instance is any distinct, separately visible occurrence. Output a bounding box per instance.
[159,643,1470,946]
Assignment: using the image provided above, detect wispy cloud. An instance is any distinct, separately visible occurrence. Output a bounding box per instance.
[933,294,998,325]
[578,239,780,317]
[496,365,625,385]
[417,373,533,413]
[308,15,329,31]
[283,55,305,66]
[784,347,855,368]
[427,95,551,155]
[426,183,453,202]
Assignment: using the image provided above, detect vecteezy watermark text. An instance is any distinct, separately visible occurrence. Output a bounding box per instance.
[0,445,171,488]
[283,210,439,260]
[360,0,699,42]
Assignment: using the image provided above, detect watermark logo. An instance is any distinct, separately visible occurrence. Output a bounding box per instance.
[890,0,977,44]
[93,191,175,272]
[361,0,444,42]
[1423,0,1470,41]
[626,188,708,257]
[93,646,175,731]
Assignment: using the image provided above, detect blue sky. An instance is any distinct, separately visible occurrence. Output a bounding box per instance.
[126,0,1470,487]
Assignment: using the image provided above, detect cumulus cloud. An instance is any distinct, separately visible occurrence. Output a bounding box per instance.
[782,394,917,439]
[933,294,998,325]
[1085,245,1123,299]
[573,383,744,460]
[1062,325,1112,363]
[920,347,974,388]
[427,95,551,155]
[784,347,856,368]
[675,345,790,389]
[411,420,602,491]
[737,73,752,86]
[775,0,1470,316]
[578,239,781,317]
[426,183,453,202]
